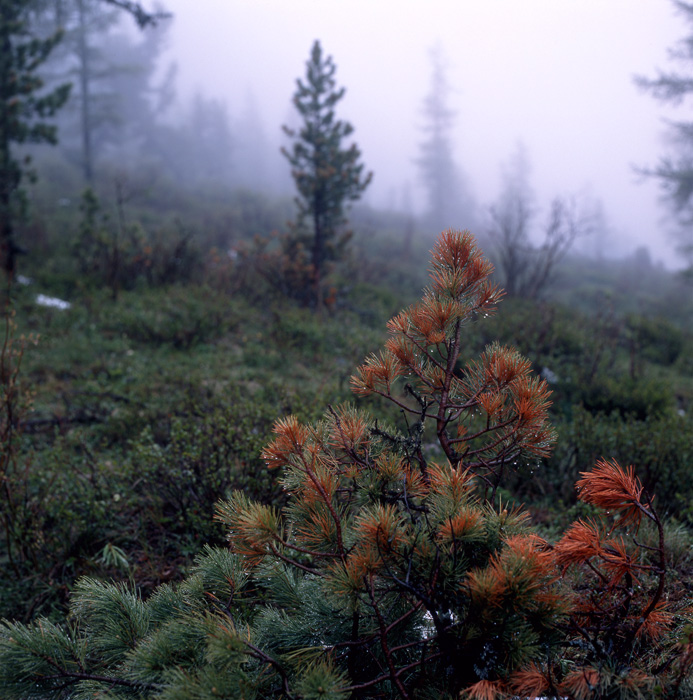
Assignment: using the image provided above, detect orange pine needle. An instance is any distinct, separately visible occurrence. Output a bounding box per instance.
[554,519,603,569]
[509,663,551,697]
[561,667,600,700]
[262,416,311,469]
[636,600,674,640]
[600,536,638,588]
[577,459,649,529]
[463,679,504,700]
[438,509,483,543]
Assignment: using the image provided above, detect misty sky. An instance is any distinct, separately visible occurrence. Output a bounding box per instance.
[159,0,685,266]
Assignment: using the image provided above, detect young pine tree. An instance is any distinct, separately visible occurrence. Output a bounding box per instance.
[282,40,372,309]
[1,230,691,699]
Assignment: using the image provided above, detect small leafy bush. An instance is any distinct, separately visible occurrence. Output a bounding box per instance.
[127,397,283,546]
[74,188,204,296]
[573,373,673,419]
[626,312,684,366]
[101,286,234,349]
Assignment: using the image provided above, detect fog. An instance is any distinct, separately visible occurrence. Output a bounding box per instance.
[150,0,684,265]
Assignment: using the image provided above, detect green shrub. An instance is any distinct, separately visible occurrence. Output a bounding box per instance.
[74,189,204,296]
[570,373,673,419]
[0,430,126,621]
[625,312,684,366]
[101,286,234,349]
[127,396,285,547]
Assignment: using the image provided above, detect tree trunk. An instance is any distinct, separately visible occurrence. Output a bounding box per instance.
[0,23,15,277]
[77,0,94,183]
[312,212,323,311]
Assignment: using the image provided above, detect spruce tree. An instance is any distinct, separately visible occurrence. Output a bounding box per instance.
[0,0,70,277]
[282,40,372,309]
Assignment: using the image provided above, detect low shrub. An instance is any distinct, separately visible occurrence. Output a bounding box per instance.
[126,397,283,548]
[626,312,684,366]
[100,286,234,349]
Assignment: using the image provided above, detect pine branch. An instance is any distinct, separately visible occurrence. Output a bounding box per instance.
[367,578,412,700]
[42,671,160,691]
[293,441,346,559]
[100,0,171,27]
[243,640,296,699]
[340,651,443,693]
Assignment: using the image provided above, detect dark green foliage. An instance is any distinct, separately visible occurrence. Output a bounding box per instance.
[127,398,283,545]
[0,389,283,620]
[576,373,672,419]
[478,297,679,419]
[0,411,145,621]
[0,617,87,698]
[0,261,389,619]
[102,286,231,349]
[626,312,684,366]
[0,548,353,698]
[0,0,70,275]
[282,40,372,306]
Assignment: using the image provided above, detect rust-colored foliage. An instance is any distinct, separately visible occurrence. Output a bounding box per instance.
[546,459,688,698]
[462,679,504,700]
[576,458,651,530]
[554,518,604,569]
[212,231,693,699]
[351,229,556,496]
[509,662,552,698]
[561,666,601,700]
[467,532,558,613]
[556,460,668,638]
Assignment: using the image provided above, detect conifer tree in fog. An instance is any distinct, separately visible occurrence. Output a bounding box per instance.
[636,0,693,274]
[282,40,372,309]
[0,0,70,277]
[416,45,475,232]
[34,0,171,183]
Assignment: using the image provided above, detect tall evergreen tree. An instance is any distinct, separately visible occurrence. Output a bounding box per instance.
[0,0,70,277]
[636,0,693,273]
[282,40,372,308]
[416,45,475,232]
[33,0,172,183]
